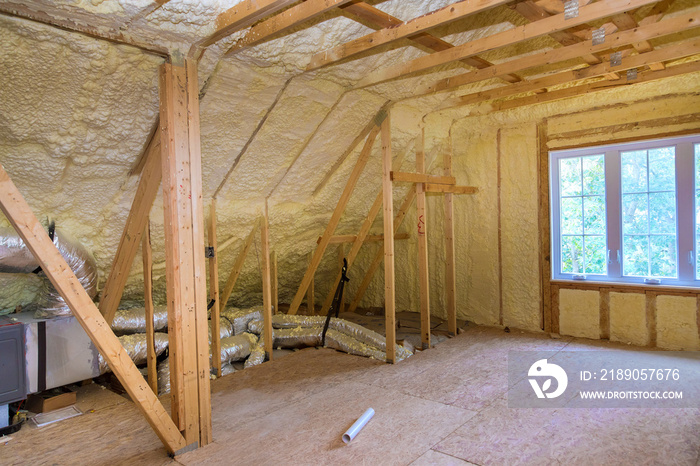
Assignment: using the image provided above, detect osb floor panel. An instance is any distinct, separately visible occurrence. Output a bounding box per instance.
[3,325,700,466]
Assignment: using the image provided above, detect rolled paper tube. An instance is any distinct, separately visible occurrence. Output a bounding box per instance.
[342,408,375,444]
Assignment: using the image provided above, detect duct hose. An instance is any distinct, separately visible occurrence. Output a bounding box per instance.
[97,332,169,374]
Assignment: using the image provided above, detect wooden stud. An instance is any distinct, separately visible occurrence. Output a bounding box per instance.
[497,130,503,326]
[0,164,187,454]
[142,220,157,394]
[537,121,553,333]
[318,140,413,316]
[381,114,396,364]
[307,0,512,70]
[444,132,457,335]
[306,252,315,315]
[646,292,657,347]
[347,188,417,314]
[424,184,478,194]
[100,130,161,325]
[338,244,346,314]
[219,218,262,309]
[288,114,385,315]
[271,250,278,315]
[208,199,222,378]
[600,287,611,340]
[261,201,274,360]
[226,0,356,55]
[416,127,430,349]
[551,284,560,334]
[391,171,456,185]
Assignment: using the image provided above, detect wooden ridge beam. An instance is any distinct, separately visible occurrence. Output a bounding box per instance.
[226,0,356,55]
[354,0,662,89]
[319,232,411,244]
[288,113,384,315]
[391,171,456,185]
[307,0,512,70]
[0,164,187,454]
[340,2,521,83]
[425,184,478,194]
[416,9,700,96]
[219,218,262,309]
[100,129,162,325]
[449,39,700,110]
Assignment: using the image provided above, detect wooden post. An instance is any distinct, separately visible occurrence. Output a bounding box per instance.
[220,219,261,309]
[445,131,457,335]
[0,165,187,454]
[208,199,222,377]
[261,201,274,360]
[416,128,431,348]
[307,252,315,315]
[142,220,158,394]
[288,112,386,315]
[271,250,278,315]
[381,114,396,363]
[159,59,211,447]
[338,244,345,314]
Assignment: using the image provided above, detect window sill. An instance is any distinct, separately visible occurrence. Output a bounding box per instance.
[551,279,700,295]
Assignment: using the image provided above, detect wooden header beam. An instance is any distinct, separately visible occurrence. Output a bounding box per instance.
[354,0,662,89]
[0,164,187,454]
[425,184,478,194]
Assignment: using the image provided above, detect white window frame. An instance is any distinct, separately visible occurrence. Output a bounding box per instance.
[550,134,699,288]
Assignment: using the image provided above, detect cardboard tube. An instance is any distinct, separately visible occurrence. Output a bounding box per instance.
[342,408,375,444]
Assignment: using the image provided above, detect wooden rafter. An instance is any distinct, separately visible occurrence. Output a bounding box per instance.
[0,164,187,454]
[414,9,700,97]
[354,0,662,89]
[225,0,356,55]
[340,1,520,83]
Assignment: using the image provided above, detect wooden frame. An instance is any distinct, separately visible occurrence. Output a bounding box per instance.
[208,199,222,377]
[142,219,158,393]
[416,129,430,349]
[381,114,396,363]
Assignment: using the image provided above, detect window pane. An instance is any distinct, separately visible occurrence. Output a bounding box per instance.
[583,155,605,195]
[622,193,648,235]
[585,236,606,274]
[562,236,583,273]
[649,192,676,235]
[623,235,649,276]
[650,235,676,278]
[649,147,675,192]
[622,150,648,193]
[560,157,582,196]
[583,196,605,235]
[561,197,583,234]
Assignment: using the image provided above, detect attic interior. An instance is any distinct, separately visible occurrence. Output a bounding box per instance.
[0,0,699,463]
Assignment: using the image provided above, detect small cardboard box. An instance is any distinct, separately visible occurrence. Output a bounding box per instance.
[26,388,76,414]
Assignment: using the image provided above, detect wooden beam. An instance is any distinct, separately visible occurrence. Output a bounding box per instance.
[348,187,417,314]
[416,128,430,349]
[391,171,456,185]
[381,115,396,364]
[307,0,512,70]
[354,0,662,88]
[425,184,478,194]
[261,201,274,360]
[313,102,390,196]
[288,112,386,315]
[418,9,700,96]
[318,140,413,316]
[142,220,157,394]
[226,0,356,55]
[208,199,222,378]
[99,130,161,325]
[194,0,298,52]
[271,250,278,315]
[306,252,315,314]
[319,232,411,244]
[451,39,700,109]
[0,164,187,454]
[338,244,346,313]
[219,218,262,309]
[444,132,457,335]
[340,2,521,83]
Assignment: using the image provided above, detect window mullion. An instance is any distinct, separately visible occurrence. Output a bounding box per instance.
[605,149,621,278]
[676,141,694,281]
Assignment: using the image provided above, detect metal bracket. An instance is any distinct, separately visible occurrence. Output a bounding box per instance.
[205,246,215,258]
[610,51,622,67]
[592,27,605,46]
[564,0,579,19]
[626,68,638,80]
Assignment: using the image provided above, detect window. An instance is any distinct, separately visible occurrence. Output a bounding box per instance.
[550,135,699,287]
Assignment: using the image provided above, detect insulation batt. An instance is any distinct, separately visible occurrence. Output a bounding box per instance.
[158,357,236,395]
[98,332,169,374]
[0,273,45,315]
[111,305,168,335]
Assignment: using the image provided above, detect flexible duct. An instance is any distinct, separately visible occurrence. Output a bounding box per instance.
[158,357,236,395]
[111,305,168,335]
[220,307,262,335]
[0,226,98,319]
[217,332,257,365]
[97,332,169,374]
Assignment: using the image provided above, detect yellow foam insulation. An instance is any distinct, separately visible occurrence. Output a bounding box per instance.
[609,292,648,346]
[656,295,700,351]
[559,289,599,340]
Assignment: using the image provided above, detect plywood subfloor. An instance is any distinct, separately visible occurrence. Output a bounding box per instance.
[3,324,700,465]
